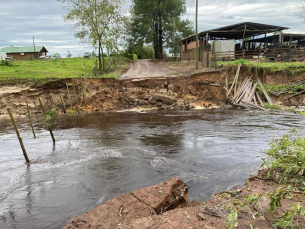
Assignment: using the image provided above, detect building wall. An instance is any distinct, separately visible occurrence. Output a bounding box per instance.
[7,52,46,60]
[187,40,203,50]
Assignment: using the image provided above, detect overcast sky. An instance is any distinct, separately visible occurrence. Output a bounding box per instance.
[0,0,304,57]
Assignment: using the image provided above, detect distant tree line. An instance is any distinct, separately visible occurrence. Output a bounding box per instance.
[58,0,194,68]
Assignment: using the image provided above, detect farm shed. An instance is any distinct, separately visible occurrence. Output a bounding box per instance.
[84,53,90,59]
[0,46,48,60]
[180,22,289,63]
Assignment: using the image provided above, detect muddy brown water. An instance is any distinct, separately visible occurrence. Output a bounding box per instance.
[0,109,304,229]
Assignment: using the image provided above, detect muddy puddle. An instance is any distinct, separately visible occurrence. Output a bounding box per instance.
[0,109,304,229]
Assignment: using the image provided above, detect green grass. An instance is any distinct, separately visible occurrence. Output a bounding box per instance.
[220,59,305,74]
[263,102,279,109]
[0,57,129,85]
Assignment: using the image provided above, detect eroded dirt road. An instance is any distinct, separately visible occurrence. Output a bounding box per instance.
[119,59,176,79]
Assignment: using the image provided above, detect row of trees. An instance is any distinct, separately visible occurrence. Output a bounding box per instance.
[58,0,194,70]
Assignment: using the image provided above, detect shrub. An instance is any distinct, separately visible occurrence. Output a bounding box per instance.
[263,102,278,109]
[132,54,138,60]
[263,129,305,186]
[0,60,12,67]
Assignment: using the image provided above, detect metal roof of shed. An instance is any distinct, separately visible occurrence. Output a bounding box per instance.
[0,46,48,53]
[181,22,289,42]
[245,33,305,43]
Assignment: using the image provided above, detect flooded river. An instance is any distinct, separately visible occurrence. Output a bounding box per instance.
[0,109,304,229]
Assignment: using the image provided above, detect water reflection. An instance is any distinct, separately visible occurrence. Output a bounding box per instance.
[0,110,304,229]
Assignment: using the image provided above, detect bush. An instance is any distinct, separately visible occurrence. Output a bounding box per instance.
[125,45,154,59]
[229,58,250,66]
[132,54,138,60]
[263,102,278,109]
[0,60,12,67]
[263,129,305,186]
[124,53,138,60]
[225,130,305,229]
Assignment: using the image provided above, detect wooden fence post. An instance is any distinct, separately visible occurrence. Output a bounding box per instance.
[7,108,30,164]
[66,83,72,107]
[38,98,56,146]
[26,101,36,139]
[50,93,59,121]
[60,94,67,114]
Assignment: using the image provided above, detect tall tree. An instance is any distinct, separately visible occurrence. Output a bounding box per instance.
[58,0,127,71]
[131,0,193,59]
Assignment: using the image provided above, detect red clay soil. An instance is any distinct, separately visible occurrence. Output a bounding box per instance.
[63,172,305,229]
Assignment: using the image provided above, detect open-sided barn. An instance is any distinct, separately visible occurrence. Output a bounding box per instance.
[180,22,305,65]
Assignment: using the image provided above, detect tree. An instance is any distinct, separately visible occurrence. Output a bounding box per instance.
[58,0,127,71]
[131,0,193,60]
[67,50,72,58]
[167,19,193,59]
[127,45,154,59]
[52,53,60,59]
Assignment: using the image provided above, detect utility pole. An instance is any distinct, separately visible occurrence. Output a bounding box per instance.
[195,0,199,70]
[173,20,176,61]
[33,36,36,60]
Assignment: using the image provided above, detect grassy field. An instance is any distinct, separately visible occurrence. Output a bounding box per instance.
[0,57,129,85]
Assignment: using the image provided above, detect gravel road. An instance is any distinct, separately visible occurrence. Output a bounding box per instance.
[119,59,176,79]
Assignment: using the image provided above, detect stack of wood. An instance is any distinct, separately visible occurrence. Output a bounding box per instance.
[225,63,274,111]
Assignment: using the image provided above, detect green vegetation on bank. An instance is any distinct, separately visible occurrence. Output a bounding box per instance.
[225,130,305,229]
[0,57,129,85]
[220,59,305,75]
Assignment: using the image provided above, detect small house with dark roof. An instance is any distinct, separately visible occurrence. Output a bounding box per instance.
[0,46,48,60]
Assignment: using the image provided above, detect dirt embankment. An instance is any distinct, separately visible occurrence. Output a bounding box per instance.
[64,172,305,229]
[0,71,227,117]
[3,65,305,117]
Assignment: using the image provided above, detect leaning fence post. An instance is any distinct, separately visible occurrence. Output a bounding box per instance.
[60,94,67,114]
[66,83,72,107]
[50,93,59,121]
[7,108,30,164]
[26,101,36,139]
[38,98,56,146]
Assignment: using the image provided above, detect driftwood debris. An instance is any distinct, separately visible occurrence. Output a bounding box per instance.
[269,78,305,101]
[257,78,273,105]
[227,67,273,110]
[270,78,305,96]
[227,63,241,97]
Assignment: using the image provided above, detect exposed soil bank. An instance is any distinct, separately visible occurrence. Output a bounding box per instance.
[64,172,305,229]
[2,66,305,117]
[0,71,226,117]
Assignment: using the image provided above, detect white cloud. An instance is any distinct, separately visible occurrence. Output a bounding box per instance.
[184,0,304,33]
[0,0,304,56]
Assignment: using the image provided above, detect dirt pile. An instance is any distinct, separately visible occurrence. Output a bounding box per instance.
[64,172,305,229]
[63,177,190,229]
[0,72,227,117]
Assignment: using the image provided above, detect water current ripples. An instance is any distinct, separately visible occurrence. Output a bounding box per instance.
[0,109,304,228]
